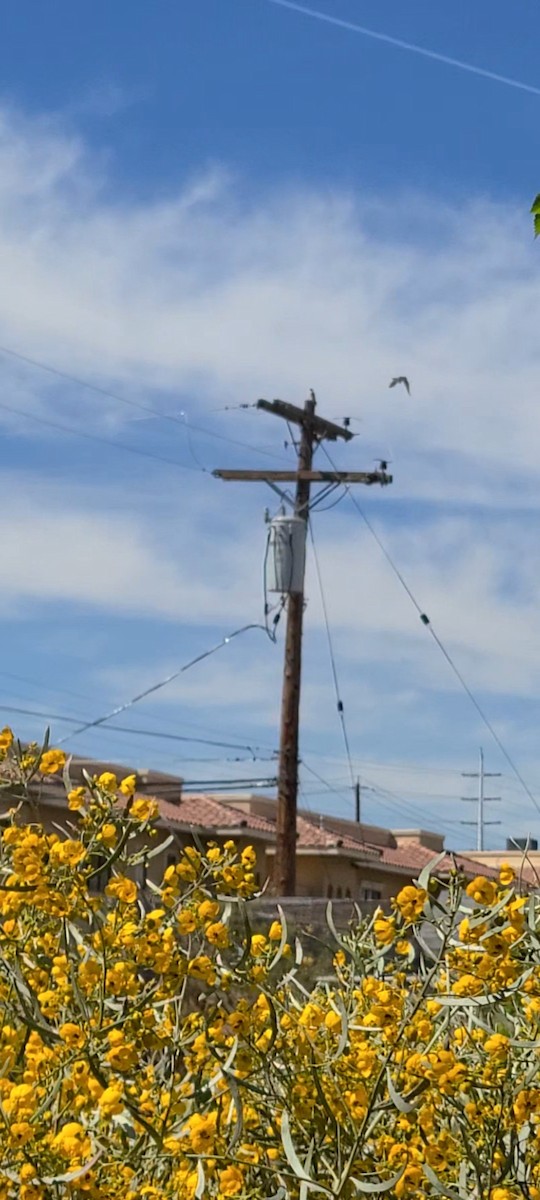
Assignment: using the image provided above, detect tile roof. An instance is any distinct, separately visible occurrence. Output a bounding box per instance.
[287,814,380,857]
[377,843,502,880]
[156,793,276,838]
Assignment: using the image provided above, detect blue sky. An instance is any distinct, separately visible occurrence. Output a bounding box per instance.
[1,0,540,845]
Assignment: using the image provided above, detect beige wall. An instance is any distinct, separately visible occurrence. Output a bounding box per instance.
[467,849,540,879]
[264,852,411,902]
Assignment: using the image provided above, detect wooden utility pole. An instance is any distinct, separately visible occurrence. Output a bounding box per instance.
[213,391,392,894]
[355,778,361,825]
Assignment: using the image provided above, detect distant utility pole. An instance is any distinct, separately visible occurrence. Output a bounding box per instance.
[355,778,361,824]
[461,747,501,852]
[214,392,391,895]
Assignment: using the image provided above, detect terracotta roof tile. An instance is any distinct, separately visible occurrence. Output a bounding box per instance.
[293,814,380,857]
[156,793,275,838]
[377,843,502,880]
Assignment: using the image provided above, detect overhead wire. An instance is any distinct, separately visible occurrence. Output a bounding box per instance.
[307,517,356,793]
[57,623,273,746]
[0,702,276,756]
[0,399,203,473]
[0,343,289,465]
[319,441,540,820]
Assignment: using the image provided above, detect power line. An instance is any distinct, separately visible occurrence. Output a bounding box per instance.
[320,443,540,822]
[57,623,272,746]
[0,702,276,756]
[0,399,203,473]
[264,0,540,97]
[0,342,289,465]
[0,669,278,754]
[308,517,356,793]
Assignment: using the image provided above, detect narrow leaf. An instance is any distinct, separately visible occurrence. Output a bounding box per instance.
[417,851,446,891]
[423,1162,465,1200]
[351,1167,405,1194]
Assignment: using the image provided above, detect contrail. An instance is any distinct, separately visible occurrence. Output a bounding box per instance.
[265,0,540,97]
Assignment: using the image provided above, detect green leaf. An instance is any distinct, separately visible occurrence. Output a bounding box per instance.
[417,851,446,891]
[386,1069,420,1114]
[195,1160,205,1200]
[535,213,540,238]
[350,1167,405,1194]
[280,1110,330,1194]
[423,1163,465,1200]
[326,900,349,951]
[43,1151,102,1185]
[531,194,540,215]
[268,904,289,971]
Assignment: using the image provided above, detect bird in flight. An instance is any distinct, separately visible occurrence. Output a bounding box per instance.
[389,376,410,395]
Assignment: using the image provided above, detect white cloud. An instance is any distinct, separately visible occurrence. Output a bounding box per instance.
[2,103,540,847]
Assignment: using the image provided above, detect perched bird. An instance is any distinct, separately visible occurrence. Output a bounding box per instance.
[389,376,410,395]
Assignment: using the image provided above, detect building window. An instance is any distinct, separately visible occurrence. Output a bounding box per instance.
[336,886,343,899]
[362,888,382,902]
[327,883,333,899]
[345,888,351,899]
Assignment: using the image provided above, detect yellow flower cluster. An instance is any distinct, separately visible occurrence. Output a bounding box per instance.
[0,729,539,1199]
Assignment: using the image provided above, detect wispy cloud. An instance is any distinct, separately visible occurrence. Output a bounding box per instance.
[0,104,539,842]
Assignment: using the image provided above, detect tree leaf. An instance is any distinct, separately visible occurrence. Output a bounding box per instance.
[280,1110,330,1194]
[386,1069,420,1114]
[350,1167,405,1194]
[423,1162,465,1200]
[535,213,540,238]
[195,1159,205,1200]
[531,194,540,215]
[417,852,446,891]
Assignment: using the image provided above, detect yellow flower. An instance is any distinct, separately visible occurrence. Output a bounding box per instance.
[250,934,268,957]
[177,910,197,936]
[9,1121,34,1146]
[466,876,497,905]
[396,939,412,956]
[198,898,220,921]
[395,885,427,923]
[269,920,282,941]
[0,726,14,752]
[484,1032,509,1059]
[205,921,230,949]
[187,1111,217,1154]
[49,839,86,868]
[188,955,216,984]
[130,797,159,822]
[106,875,138,905]
[299,1002,325,1030]
[99,1084,124,1117]
[241,845,256,868]
[374,915,396,945]
[96,771,118,792]
[59,1022,85,1049]
[67,786,86,811]
[119,773,137,797]
[39,748,67,775]
[218,1165,245,1196]
[97,822,117,848]
[52,1121,91,1160]
[499,861,515,887]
